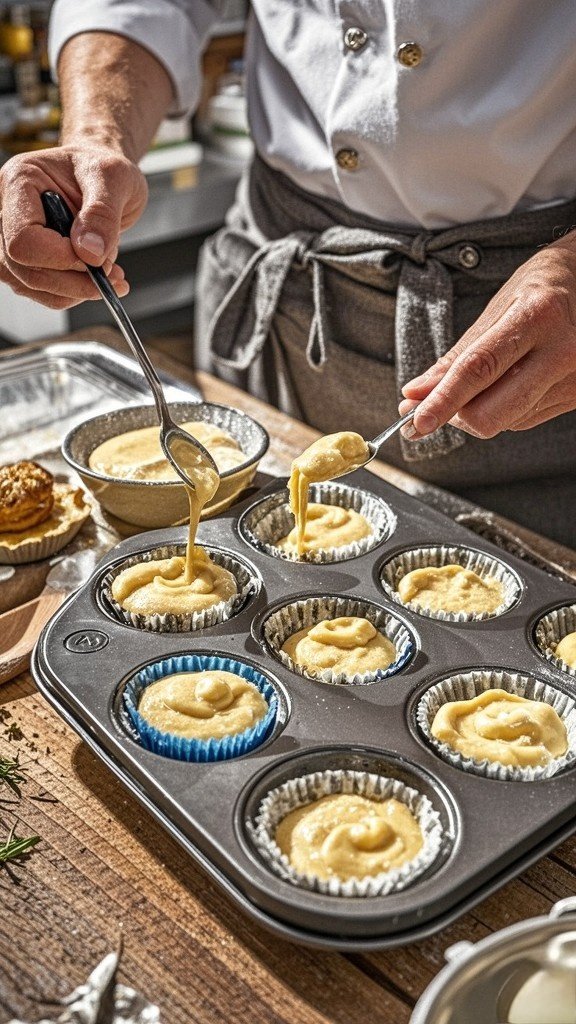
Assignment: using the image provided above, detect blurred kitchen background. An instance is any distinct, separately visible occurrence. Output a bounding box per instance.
[0,0,250,346]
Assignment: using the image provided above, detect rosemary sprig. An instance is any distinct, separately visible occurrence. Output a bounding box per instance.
[0,755,26,795]
[0,823,40,866]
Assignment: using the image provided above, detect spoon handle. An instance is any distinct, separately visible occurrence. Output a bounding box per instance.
[370,404,419,451]
[41,191,172,425]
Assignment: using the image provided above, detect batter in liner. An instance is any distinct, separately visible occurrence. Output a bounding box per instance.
[276,793,423,881]
[277,502,372,554]
[430,688,568,767]
[398,563,503,614]
[287,432,370,556]
[138,670,268,740]
[555,631,576,669]
[282,615,396,678]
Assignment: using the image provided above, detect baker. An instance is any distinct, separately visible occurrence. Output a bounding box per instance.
[0,2,575,544]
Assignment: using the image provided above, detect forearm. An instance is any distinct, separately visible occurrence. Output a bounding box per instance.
[58,32,174,162]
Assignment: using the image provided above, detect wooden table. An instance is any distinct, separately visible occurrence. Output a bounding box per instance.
[2,329,575,1024]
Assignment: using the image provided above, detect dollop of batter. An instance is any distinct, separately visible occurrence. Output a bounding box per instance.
[111,547,236,615]
[398,563,503,614]
[430,688,568,767]
[275,793,423,881]
[277,502,372,554]
[138,670,268,740]
[282,616,396,677]
[288,432,370,556]
[555,631,576,669]
[89,420,244,480]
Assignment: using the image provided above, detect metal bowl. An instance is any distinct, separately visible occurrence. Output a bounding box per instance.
[62,401,269,527]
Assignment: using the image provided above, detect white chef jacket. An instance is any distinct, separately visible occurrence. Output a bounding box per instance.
[48,0,576,229]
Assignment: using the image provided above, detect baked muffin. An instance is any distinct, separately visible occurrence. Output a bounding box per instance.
[0,461,91,564]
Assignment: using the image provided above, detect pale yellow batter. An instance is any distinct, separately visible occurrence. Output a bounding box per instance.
[288,432,370,556]
[89,420,244,480]
[110,431,236,617]
[277,502,372,554]
[138,670,268,740]
[398,563,503,614]
[555,631,576,669]
[276,793,423,881]
[430,688,568,767]
[282,616,396,677]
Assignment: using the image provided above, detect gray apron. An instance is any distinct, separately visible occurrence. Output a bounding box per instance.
[195,155,576,546]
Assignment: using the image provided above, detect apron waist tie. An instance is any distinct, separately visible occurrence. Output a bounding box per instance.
[207,224,465,460]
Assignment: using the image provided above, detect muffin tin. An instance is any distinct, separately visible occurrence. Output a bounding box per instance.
[32,469,576,950]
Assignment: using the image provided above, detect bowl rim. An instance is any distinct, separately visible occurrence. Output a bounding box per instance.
[61,401,270,487]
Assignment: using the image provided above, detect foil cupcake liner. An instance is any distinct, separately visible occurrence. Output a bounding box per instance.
[122,653,278,762]
[262,595,414,684]
[0,486,91,565]
[248,768,444,897]
[534,605,576,677]
[417,669,576,781]
[240,482,396,563]
[101,543,257,632]
[380,545,521,622]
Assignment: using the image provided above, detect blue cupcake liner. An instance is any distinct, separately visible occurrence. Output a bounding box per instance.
[122,653,278,762]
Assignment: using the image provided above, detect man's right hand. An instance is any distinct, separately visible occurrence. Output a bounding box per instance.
[0,143,148,308]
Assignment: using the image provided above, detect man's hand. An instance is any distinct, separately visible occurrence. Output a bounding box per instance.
[0,144,147,308]
[400,236,576,439]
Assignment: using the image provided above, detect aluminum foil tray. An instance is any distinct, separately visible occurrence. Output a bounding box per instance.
[32,470,576,950]
[0,340,199,460]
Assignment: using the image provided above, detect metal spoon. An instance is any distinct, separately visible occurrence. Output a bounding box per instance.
[322,405,421,481]
[41,190,218,492]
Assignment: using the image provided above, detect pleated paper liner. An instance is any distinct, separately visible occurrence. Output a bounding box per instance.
[534,605,576,677]
[101,543,257,632]
[121,653,278,762]
[248,768,444,897]
[261,594,415,684]
[416,668,576,781]
[380,544,521,622]
[240,481,396,563]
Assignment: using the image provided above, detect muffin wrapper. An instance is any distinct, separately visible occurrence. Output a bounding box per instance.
[0,501,91,565]
[534,606,576,678]
[122,653,278,762]
[380,545,521,622]
[248,768,444,897]
[263,595,414,684]
[241,482,396,563]
[101,544,256,632]
[417,669,576,781]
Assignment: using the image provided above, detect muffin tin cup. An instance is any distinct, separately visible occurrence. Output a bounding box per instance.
[261,595,415,685]
[121,653,279,762]
[534,605,576,677]
[101,543,256,632]
[240,481,396,563]
[248,768,444,897]
[380,545,521,621]
[417,669,576,781]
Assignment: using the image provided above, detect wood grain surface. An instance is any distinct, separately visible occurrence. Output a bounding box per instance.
[1,328,575,1024]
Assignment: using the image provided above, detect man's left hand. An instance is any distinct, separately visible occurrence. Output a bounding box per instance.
[399,234,576,439]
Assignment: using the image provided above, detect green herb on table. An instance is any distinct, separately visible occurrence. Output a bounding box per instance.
[0,823,40,867]
[0,754,26,795]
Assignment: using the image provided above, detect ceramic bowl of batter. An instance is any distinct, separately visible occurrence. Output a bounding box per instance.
[62,402,269,528]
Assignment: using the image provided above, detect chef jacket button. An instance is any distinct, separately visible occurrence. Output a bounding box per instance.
[397,41,423,67]
[336,148,360,171]
[344,26,368,51]
[458,244,481,269]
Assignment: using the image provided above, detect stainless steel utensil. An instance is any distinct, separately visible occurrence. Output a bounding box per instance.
[326,405,420,480]
[40,191,217,492]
